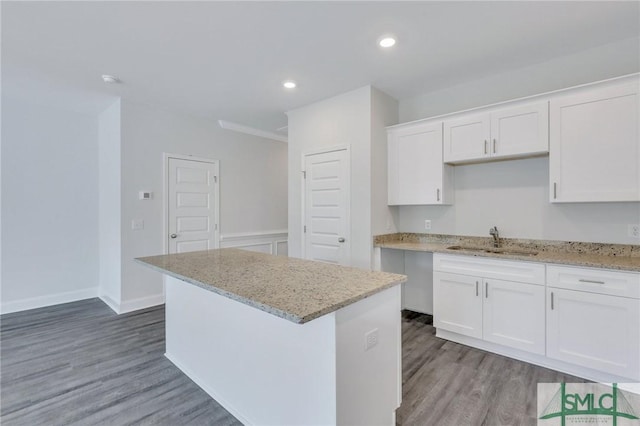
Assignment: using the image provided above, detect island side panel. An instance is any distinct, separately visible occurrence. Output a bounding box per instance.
[164,276,338,426]
[335,285,402,426]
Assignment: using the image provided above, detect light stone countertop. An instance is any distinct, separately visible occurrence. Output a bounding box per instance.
[375,233,640,272]
[136,248,407,324]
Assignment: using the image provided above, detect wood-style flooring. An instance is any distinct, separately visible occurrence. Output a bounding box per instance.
[1,299,584,425]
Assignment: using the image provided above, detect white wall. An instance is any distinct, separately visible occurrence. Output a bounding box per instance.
[119,101,288,305]
[1,97,100,312]
[396,37,640,245]
[288,87,372,269]
[288,86,398,270]
[98,100,122,307]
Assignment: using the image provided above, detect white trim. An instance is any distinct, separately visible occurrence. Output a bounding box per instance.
[436,329,636,384]
[388,72,640,130]
[218,120,288,143]
[100,293,165,315]
[163,153,220,255]
[220,230,287,242]
[301,146,351,263]
[224,242,274,255]
[275,240,288,256]
[1,287,99,315]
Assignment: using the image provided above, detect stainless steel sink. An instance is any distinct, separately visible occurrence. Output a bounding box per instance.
[446,245,538,256]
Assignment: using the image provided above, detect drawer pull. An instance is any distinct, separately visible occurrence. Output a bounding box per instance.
[578,279,605,285]
[551,292,554,310]
[476,281,479,297]
[485,281,488,298]
[484,140,488,155]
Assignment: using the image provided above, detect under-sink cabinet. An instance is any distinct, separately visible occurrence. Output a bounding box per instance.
[546,265,640,380]
[443,101,548,164]
[433,254,546,355]
[387,121,453,205]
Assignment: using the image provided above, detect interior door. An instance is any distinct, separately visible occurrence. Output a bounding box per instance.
[303,149,350,265]
[168,157,219,254]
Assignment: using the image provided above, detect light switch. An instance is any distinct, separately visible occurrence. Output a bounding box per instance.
[131,219,144,230]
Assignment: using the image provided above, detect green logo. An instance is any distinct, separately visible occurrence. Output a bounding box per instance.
[539,383,639,426]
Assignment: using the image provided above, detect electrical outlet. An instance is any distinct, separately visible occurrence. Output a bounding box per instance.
[131,219,144,231]
[365,328,379,351]
[628,224,640,239]
[424,219,431,231]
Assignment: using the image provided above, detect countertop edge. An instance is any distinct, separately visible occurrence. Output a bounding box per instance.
[376,242,640,272]
[134,258,406,324]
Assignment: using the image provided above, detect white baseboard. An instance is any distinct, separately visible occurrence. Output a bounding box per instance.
[436,329,636,384]
[165,352,252,425]
[1,287,99,315]
[100,293,165,315]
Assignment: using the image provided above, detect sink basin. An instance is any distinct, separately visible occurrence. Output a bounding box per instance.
[446,245,538,256]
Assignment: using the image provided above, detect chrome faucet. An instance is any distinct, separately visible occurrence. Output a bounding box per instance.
[489,226,500,248]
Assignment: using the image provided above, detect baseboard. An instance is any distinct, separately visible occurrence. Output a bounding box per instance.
[99,293,164,315]
[165,352,252,425]
[436,329,636,384]
[1,287,99,315]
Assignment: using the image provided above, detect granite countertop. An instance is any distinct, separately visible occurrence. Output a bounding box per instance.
[375,233,640,272]
[136,248,407,324]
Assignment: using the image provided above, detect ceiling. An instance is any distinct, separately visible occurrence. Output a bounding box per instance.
[3,1,639,133]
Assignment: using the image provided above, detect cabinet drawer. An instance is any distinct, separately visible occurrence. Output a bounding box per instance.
[547,265,640,299]
[433,254,545,285]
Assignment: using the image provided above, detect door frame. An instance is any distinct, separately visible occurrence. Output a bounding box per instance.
[163,153,220,255]
[300,145,351,262]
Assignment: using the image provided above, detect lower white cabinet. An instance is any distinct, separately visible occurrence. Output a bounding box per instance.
[483,279,545,354]
[433,272,482,339]
[546,265,640,380]
[433,254,546,355]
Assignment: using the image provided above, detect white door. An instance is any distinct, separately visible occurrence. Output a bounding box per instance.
[303,149,350,265]
[443,113,491,163]
[433,271,483,339]
[483,279,545,355]
[547,288,640,380]
[491,102,549,160]
[388,122,447,205]
[167,157,219,254]
[549,82,640,202]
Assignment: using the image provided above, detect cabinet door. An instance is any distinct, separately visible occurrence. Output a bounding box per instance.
[388,123,447,205]
[433,271,482,339]
[483,279,545,355]
[550,82,640,202]
[443,113,491,163]
[491,102,549,160]
[547,288,640,380]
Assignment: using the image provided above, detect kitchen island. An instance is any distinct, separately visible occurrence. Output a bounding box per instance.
[137,248,407,426]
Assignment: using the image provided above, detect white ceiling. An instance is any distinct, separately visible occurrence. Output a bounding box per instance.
[3,1,639,132]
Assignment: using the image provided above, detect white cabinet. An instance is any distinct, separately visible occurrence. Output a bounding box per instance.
[387,122,453,205]
[433,271,483,339]
[546,265,640,380]
[549,81,640,202]
[433,254,546,354]
[443,102,548,164]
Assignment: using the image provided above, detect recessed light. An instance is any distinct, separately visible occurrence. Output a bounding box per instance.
[283,81,296,89]
[379,37,396,48]
[102,75,120,84]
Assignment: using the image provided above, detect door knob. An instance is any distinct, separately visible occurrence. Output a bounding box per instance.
[338,237,345,243]
[170,234,178,239]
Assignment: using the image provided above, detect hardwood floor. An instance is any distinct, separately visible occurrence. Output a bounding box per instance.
[1,300,584,425]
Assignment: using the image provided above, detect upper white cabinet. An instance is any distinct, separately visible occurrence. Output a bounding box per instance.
[549,82,640,202]
[388,121,453,205]
[444,102,549,164]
